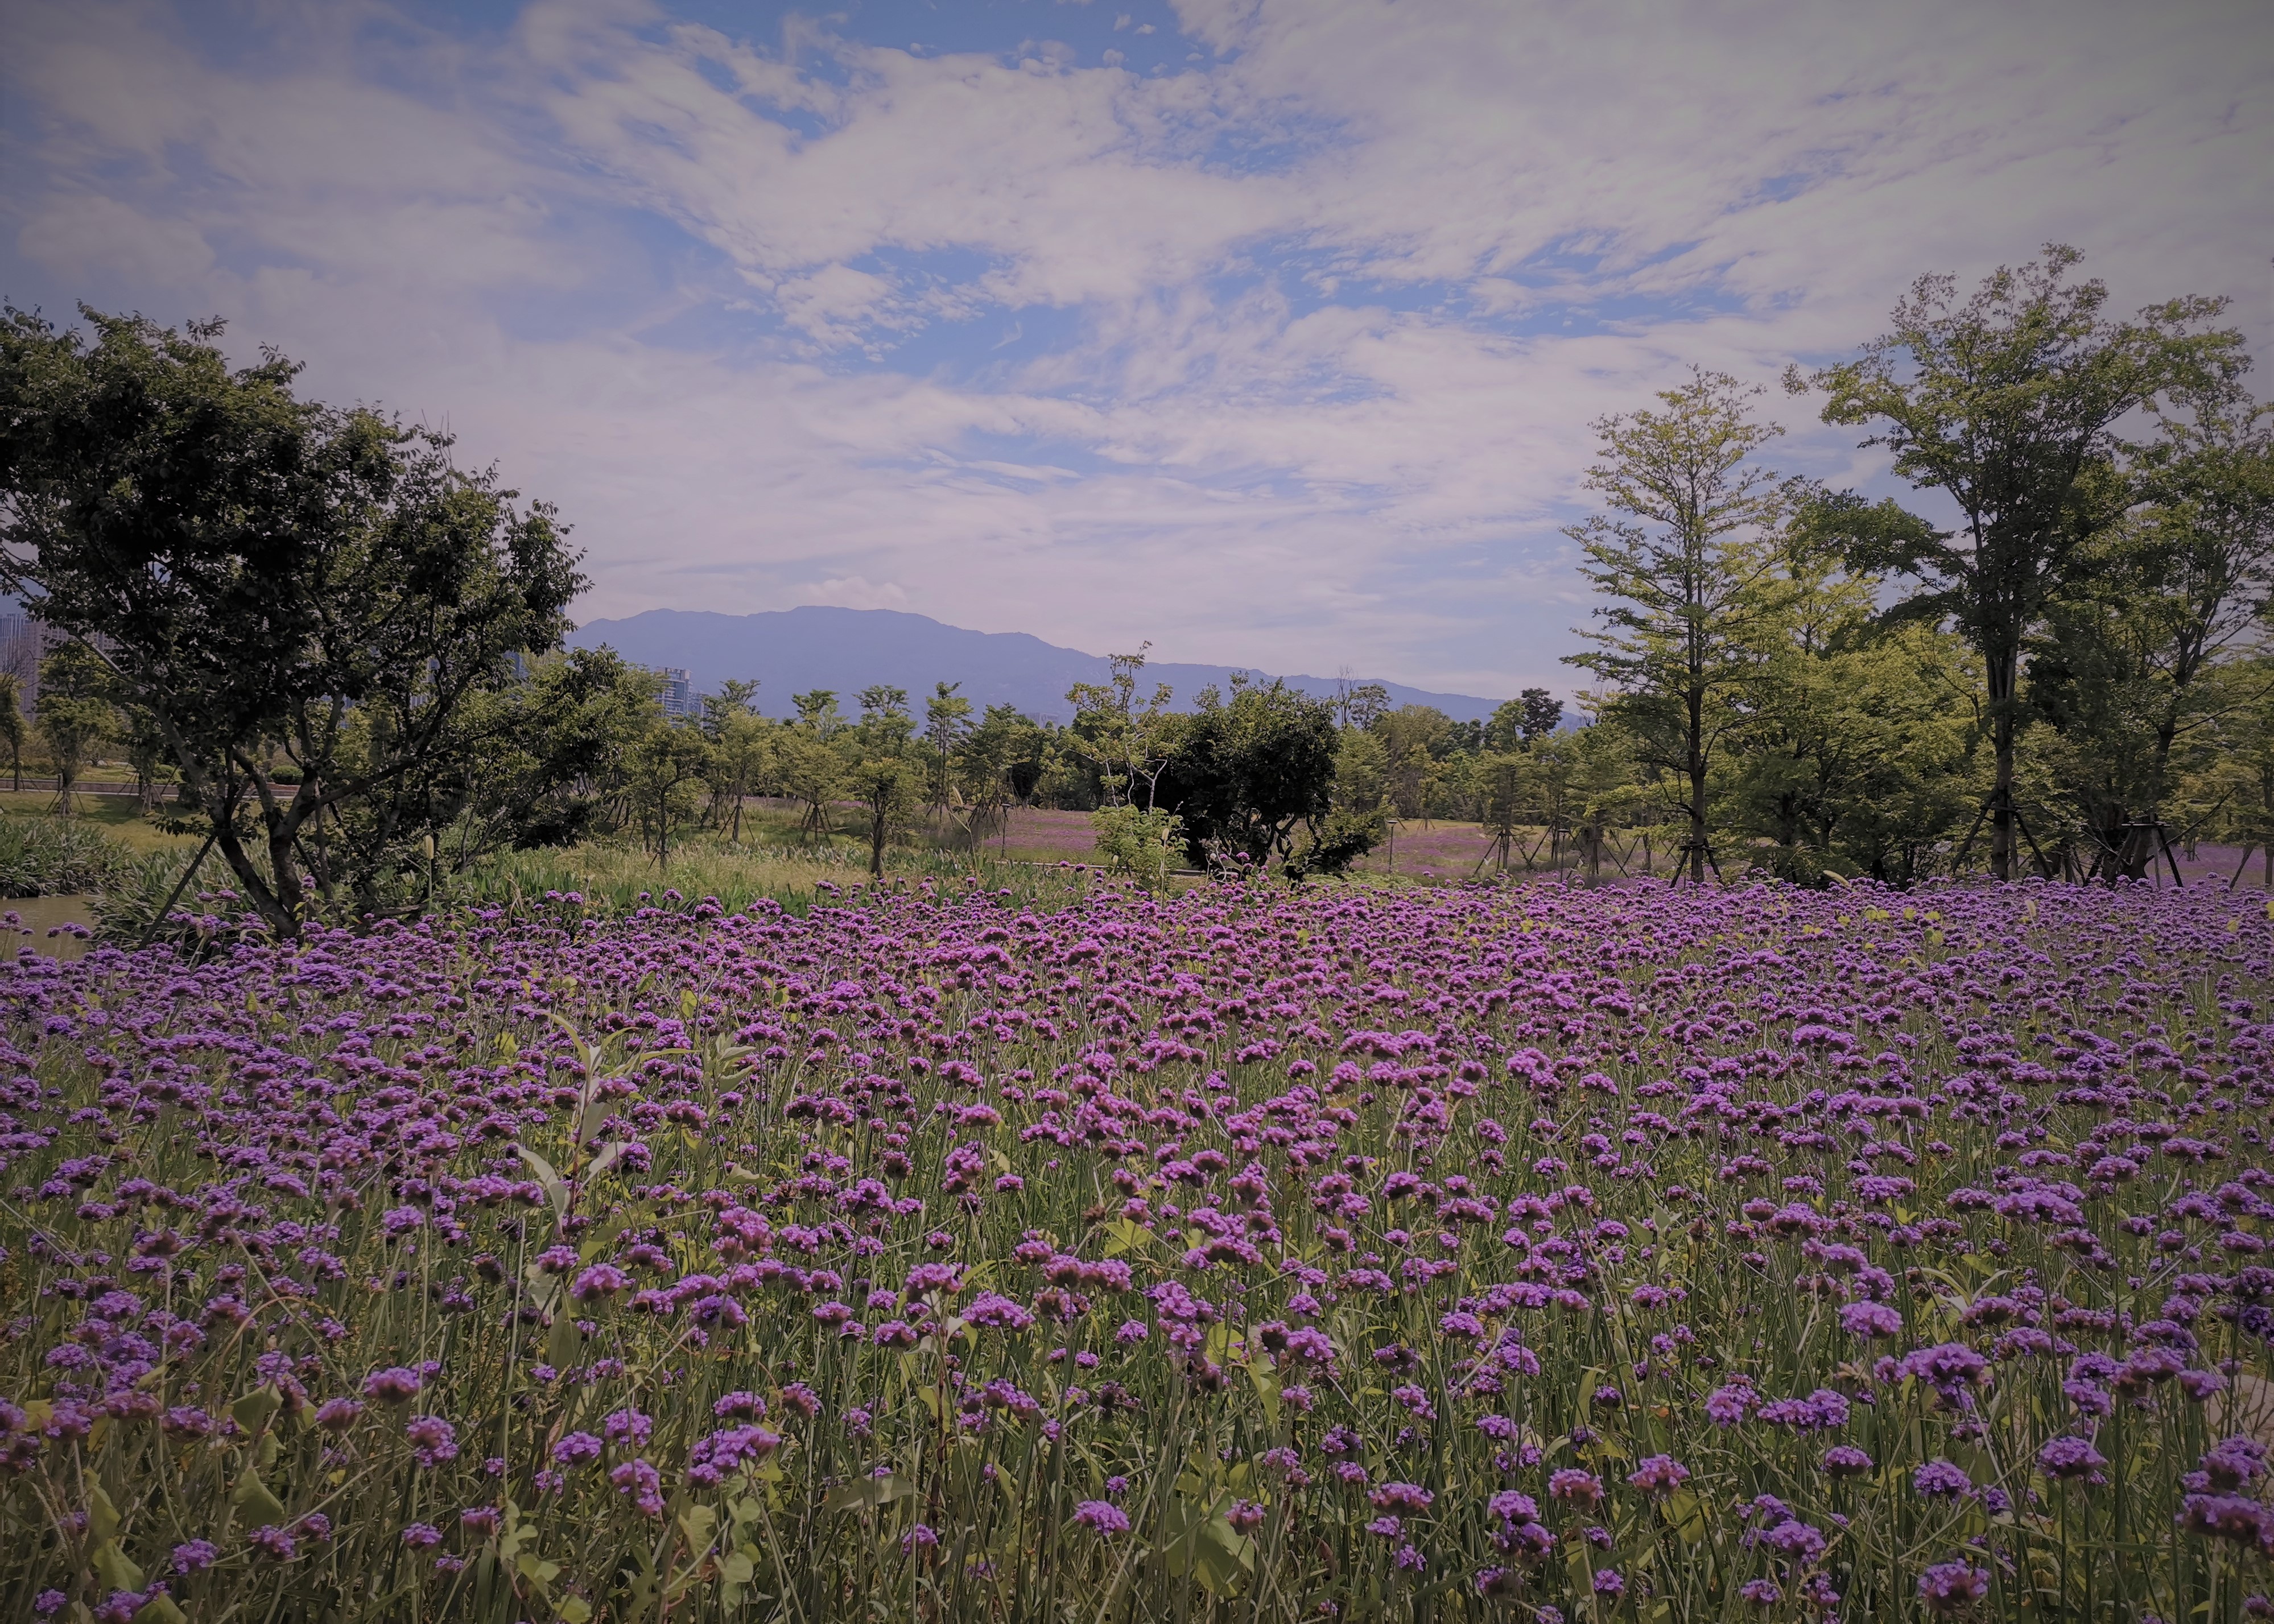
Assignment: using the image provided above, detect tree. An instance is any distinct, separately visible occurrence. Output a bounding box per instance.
[2030,374,2274,878]
[1157,677,1338,870]
[0,305,582,936]
[1474,751,1528,871]
[957,704,1039,850]
[625,721,713,866]
[847,755,919,878]
[701,679,769,840]
[1286,728,1389,879]
[777,732,843,838]
[1067,647,1177,810]
[0,673,23,792]
[856,684,914,751]
[1372,705,1453,822]
[115,697,172,814]
[792,689,844,738]
[34,640,113,816]
[265,647,658,910]
[1330,677,1390,732]
[1563,367,1790,881]
[923,682,973,811]
[1092,804,1187,888]
[472,648,661,856]
[1520,688,1563,745]
[1793,245,2243,879]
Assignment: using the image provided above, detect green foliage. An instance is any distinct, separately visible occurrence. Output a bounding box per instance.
[0,673,22,791]
[1563,367,1791,880]
[1793,243,2244,878]
[625,720,715,865]
[1089,803,1187,888]
[1485,687,1562,753]
[791,689,844,738]
[1369,705,1453,819]
[922,681,972,809]
[775,730,844,836]
[845,753,921,877]
[1158,677,1337,870]
[32,640,114,815]
[0,814,138,897]
[0,304,585,935]
[1283,804,1388,880]
[1066,647,1178,810]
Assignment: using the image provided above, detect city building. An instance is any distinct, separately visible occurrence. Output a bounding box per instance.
[655,666,700,719]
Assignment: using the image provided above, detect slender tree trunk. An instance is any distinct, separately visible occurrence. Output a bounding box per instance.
[1686,676,1708,882]
[1987,639,2019,882]
[1687,757,1707,883]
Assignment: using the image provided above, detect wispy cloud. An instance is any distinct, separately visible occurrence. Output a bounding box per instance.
[3,0,2267,698]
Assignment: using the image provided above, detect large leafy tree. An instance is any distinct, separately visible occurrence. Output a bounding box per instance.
[1711,491,1976,884]
[1157,677,1337,870]
[0,306,583,935]
[2032,374,2274,878]
[1793,245,2242,879]
[1563,367,1790,881]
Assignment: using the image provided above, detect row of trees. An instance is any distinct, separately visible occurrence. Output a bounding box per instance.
[1042,245,2274,892]
[1560,246,2272,887]
[2,243,2260,935]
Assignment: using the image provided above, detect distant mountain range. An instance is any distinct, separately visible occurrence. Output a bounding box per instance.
[568,608,1501,724]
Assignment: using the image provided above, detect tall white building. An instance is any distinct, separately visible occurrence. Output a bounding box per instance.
[656,666,700,719]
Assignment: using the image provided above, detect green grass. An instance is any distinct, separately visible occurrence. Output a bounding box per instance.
[0,791,200,854]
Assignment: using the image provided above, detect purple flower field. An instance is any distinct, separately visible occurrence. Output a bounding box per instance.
[4,874,2274,1622]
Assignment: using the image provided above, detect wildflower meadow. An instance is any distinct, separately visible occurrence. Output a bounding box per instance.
[5,873,2274,1623]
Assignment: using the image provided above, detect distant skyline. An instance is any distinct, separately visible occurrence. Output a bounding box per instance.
[3,1,2269,699]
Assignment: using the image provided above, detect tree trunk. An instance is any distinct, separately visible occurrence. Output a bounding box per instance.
[1687,757,1707,883]
[869,803,886,877]
[1987,640,2019,882]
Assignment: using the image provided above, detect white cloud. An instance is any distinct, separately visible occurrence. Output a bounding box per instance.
[1,0,2267,700]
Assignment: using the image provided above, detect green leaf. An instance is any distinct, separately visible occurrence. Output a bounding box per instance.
[1662,1487,1708,1546]
[824,1472,915,1514]
[1103,1217,1157,1257]
[679,1504,720,1552]
[227,1386,290,1441]
[513,1142,568,1220]
[556,1598,593,1624]
[547,1309,584,1371]
[92,1539,145,1593]
[130,1596,187,1624]
[88,1483,122,1547]
[231,1466,288,1527]
[719,1551,756,1584]
[522,1261,563,1315]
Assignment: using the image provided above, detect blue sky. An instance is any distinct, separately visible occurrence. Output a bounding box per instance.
[3,0,2270,701]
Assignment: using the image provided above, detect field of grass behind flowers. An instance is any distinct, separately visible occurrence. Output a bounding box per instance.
[4,875,2274,1623]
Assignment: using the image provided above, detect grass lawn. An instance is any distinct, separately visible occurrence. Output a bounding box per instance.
[0,790,201,853]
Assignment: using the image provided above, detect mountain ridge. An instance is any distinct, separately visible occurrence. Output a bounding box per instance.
[567,606,1504,724]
